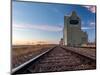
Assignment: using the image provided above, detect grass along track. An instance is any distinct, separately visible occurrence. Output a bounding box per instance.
[12,46,96,74]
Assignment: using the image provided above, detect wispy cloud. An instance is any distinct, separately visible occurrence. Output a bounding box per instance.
[90,22,95,27]
[13,23,63,32]
[83,6,96,13]
[81,27,95,30]
[81,21,95,30]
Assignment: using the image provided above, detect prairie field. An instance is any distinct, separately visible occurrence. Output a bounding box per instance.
[12,44,56,68]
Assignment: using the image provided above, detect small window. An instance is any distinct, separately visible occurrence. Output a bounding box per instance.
[70,20,79,25]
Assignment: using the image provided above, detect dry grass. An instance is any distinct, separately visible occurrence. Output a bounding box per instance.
[12,45,55,56]
[12,44,56,68]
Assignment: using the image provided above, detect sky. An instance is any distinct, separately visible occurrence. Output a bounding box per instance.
[12,1,96,45]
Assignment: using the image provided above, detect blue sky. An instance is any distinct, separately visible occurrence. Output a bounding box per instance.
[12,1,96,45]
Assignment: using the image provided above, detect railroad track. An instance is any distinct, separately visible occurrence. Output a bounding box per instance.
[12,46,96,74]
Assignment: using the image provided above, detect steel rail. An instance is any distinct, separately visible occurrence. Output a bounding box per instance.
[12,46,96,74]
[12,46,57,74]
[61,46,96,61]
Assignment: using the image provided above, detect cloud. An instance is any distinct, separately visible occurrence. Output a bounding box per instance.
[13,23,63,32]
[81,21,95,30]
[90,22,95,27]
[81,27,95,30]
[83,6,96,13]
